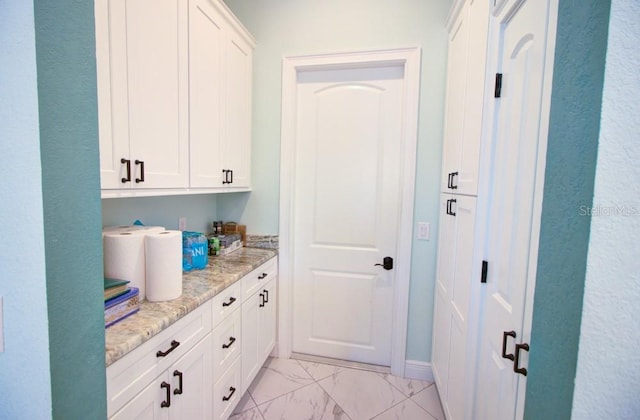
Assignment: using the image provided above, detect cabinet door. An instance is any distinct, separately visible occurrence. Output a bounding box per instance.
[431,194,477,420]
[96,0,189,190]
[188,0,225,188]
[223,30,252,188]
[441,5,470,194]
[241,291,260,394]
[258,278,277,362]
[441,0,490,196]
[171,334,213,420]
[111,374,169,420]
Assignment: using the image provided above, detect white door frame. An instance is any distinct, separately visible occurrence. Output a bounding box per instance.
[277,47,421,377]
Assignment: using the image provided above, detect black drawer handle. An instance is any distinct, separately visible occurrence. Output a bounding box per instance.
[222,296,237,307]
[121,158,131,183]
[135,159,145,183]
[263,289,269,303]
[173,370,183,395]
[258,272,268,280]
[514,343,530,376]
[501,331,516,361]
[222,336,236,349]
[229,169,233,184]
[259,293,265,308]
[222,386,236,402]
[156,340,180,357]
[160,381,171,407]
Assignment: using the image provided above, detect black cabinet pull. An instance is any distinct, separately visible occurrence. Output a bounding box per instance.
[135,159,145,183]
[501,331,516,361]
[450,171,458,189]
[222,336,236,349]
[173,370,183,395]
[156,340,180,357]
[263,289,269,303]
[121,158,131,183]
[222,169,227,184]
[258,272,268,280]
[222,386,236,402]
[160,381,171,407]
[446,199,457,216]
[222,169,233,184]
[447,172,452,189]
[222,296,237,307]
[259,293,265,308]
[514,343,530,376]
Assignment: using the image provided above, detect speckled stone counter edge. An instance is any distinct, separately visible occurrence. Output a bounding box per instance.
[105,247,277,367]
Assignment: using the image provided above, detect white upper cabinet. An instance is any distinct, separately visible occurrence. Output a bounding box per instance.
[440,0,490,196]
[96,0,189,191]
[189,0,253,189]
[95,0,254,197]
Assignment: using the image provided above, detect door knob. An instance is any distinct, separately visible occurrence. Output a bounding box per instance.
[375,257,393,270]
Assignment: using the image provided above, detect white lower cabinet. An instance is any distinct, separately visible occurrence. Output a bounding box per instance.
[107,257,278,420]
[111,332,213,420]
[241,274,277,393]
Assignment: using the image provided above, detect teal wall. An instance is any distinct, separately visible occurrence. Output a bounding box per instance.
[0,1,53,418]
[524,0,611,418]
[222,0,452,362]
[34,0,107,418]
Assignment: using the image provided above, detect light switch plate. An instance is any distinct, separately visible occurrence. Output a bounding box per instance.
[0,296,4,352]
[417,222,430,240]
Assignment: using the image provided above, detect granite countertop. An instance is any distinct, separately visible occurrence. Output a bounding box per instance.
[105,247,277,367]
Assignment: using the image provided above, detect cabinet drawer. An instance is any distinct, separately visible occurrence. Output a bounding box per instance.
[212,280,242,328]
[213,356,242,420]
[212,307,242,378]
[241,257,277,302]
[107,300,212,417]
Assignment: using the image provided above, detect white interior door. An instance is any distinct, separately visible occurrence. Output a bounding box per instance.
[475,0,554,418]
[292,65,405,366]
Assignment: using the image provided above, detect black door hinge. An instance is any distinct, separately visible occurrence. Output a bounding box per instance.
[481,260,488,283]
[494,73,503,98]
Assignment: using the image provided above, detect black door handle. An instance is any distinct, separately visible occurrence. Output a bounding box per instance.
[222,386,236,401]
[514,343,530,376]
[501,331,516,361]
[222,336,236,349]
[375,257,393,270]
[450,171,458,189]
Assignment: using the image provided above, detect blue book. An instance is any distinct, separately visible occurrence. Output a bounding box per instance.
[105,287,140,328]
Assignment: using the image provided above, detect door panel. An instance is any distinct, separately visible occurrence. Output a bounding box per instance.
[476,0,552,418]
[293,65,404,366]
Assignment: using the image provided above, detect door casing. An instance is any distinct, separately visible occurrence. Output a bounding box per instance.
[277,47,421,377]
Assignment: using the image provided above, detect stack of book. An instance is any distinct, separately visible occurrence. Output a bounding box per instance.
[104,278,140,328]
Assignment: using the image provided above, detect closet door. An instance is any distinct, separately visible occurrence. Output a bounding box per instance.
[432,194,477,420]
[474,0,557,418]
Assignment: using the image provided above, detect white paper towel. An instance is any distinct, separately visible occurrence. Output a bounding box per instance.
[145,230,182,302]
[102,225,165,238]
[103,231,148,300]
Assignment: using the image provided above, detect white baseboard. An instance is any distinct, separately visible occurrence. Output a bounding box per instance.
[404,360,434,382]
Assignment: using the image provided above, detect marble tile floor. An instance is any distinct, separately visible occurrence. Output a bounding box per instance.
[230,357,445,420]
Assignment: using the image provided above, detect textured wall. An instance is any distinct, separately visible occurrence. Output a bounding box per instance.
[0,1,53,417]
[571,0,640,418]
[33,0,107,418]
[524,0,611,418]
[222,0,451,362]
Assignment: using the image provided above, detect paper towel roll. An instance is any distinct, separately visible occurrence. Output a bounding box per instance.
[102,225,165,238]
[145,230,183,302]
[103,231,148,300]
